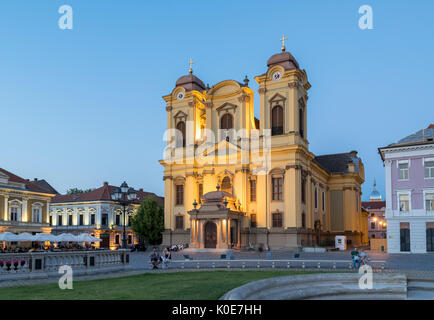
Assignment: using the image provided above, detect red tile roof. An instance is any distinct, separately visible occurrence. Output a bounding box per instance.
[52,182,164,206]
[0,168,54,195]
[362,201,386,210]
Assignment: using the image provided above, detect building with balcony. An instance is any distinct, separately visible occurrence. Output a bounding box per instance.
[379,124,434,253]
[0,168,55,235]
[49,182,164,249]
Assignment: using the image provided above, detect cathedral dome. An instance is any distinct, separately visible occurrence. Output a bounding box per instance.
[369,180,382,201]
[175,73,206,92]
[267,51,299,70]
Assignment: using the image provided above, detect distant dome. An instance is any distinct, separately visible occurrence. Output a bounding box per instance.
[369,179,382,201]
[267,51,299,70]
[175,73,206,92]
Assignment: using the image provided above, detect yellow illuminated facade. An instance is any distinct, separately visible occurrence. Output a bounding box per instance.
[160,45,368,250]
[0,168,54,235]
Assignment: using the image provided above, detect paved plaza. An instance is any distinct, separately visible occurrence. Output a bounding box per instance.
[130,249,434,273]
[1,249,434,291]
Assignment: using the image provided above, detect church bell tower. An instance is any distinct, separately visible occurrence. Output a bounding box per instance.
[255,35,311,147]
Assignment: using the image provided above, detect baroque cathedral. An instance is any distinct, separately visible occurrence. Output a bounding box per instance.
[160,39,368,250]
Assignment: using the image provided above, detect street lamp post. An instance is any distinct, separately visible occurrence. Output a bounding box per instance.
[110,181,137,249]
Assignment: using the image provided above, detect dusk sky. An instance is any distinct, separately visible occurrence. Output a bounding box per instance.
[1,0,433,199]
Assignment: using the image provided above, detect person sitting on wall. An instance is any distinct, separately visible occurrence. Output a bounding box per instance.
[351,247,360,269]
[150,247,161,269]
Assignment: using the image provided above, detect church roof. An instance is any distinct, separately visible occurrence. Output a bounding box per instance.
[313,151,360,174]
[267,51,299,70]
[175,73,206,92]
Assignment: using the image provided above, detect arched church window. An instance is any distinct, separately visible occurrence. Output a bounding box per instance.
[271,105,283,136]
[221,176,232,194]
[221,113,233,130]
[220,113,233,141]
[176,121,186,147]
[299,107,304,138]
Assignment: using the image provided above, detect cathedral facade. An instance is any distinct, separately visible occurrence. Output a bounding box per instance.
[160,44,368,250]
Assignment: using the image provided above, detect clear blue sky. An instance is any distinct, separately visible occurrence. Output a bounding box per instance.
[1,0,433,200]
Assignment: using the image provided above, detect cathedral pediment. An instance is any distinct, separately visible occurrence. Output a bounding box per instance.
[199,139,240,157]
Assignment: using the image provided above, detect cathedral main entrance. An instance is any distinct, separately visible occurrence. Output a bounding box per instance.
[205,221,217,248]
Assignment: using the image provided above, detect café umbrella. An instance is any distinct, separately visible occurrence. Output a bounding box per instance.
[0,232,19,242]
[77,233,96,242]
[89,235,101,242]
[15,233,35,242]
[56,233,79,242]
[33,233,58,242]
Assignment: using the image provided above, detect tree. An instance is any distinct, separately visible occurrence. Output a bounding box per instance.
[131,196,164,245]
[67,188,95,194]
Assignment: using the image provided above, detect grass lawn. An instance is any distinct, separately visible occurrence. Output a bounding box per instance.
[0,270,326,300]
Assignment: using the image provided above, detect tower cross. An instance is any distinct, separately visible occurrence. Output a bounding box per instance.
[188,58,194,74]
[280,34,288,52]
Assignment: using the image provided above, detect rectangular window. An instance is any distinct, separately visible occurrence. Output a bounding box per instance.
[79,214,84,226]
[272,212,283,228]
[250,214,257,228]
[250,180,256,202]
[399,163,409,180]
[198,184,203,204]
[115,234,120,245]
[301,178,306,204]
[115,214,121,225]
[425,161,434,179]
[68,214,73,226]
[128,234,132,245]
[314,187,318,209]
[175,215,184,230]
[371,222,376,229]
[426,193,434,211]
[272,177,282,201]
[49,215,53,226]
[102,214,108,227]
[10,208,18,221]
[90,214,95,225]
[176,185,184,205]
[32,208,40,223]
[399,194,410,212]
[58,215,63,226]
[322,191,325,211]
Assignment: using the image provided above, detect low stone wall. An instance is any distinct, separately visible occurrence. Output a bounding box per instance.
[0,249,130,281]
[220,273,407,300]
